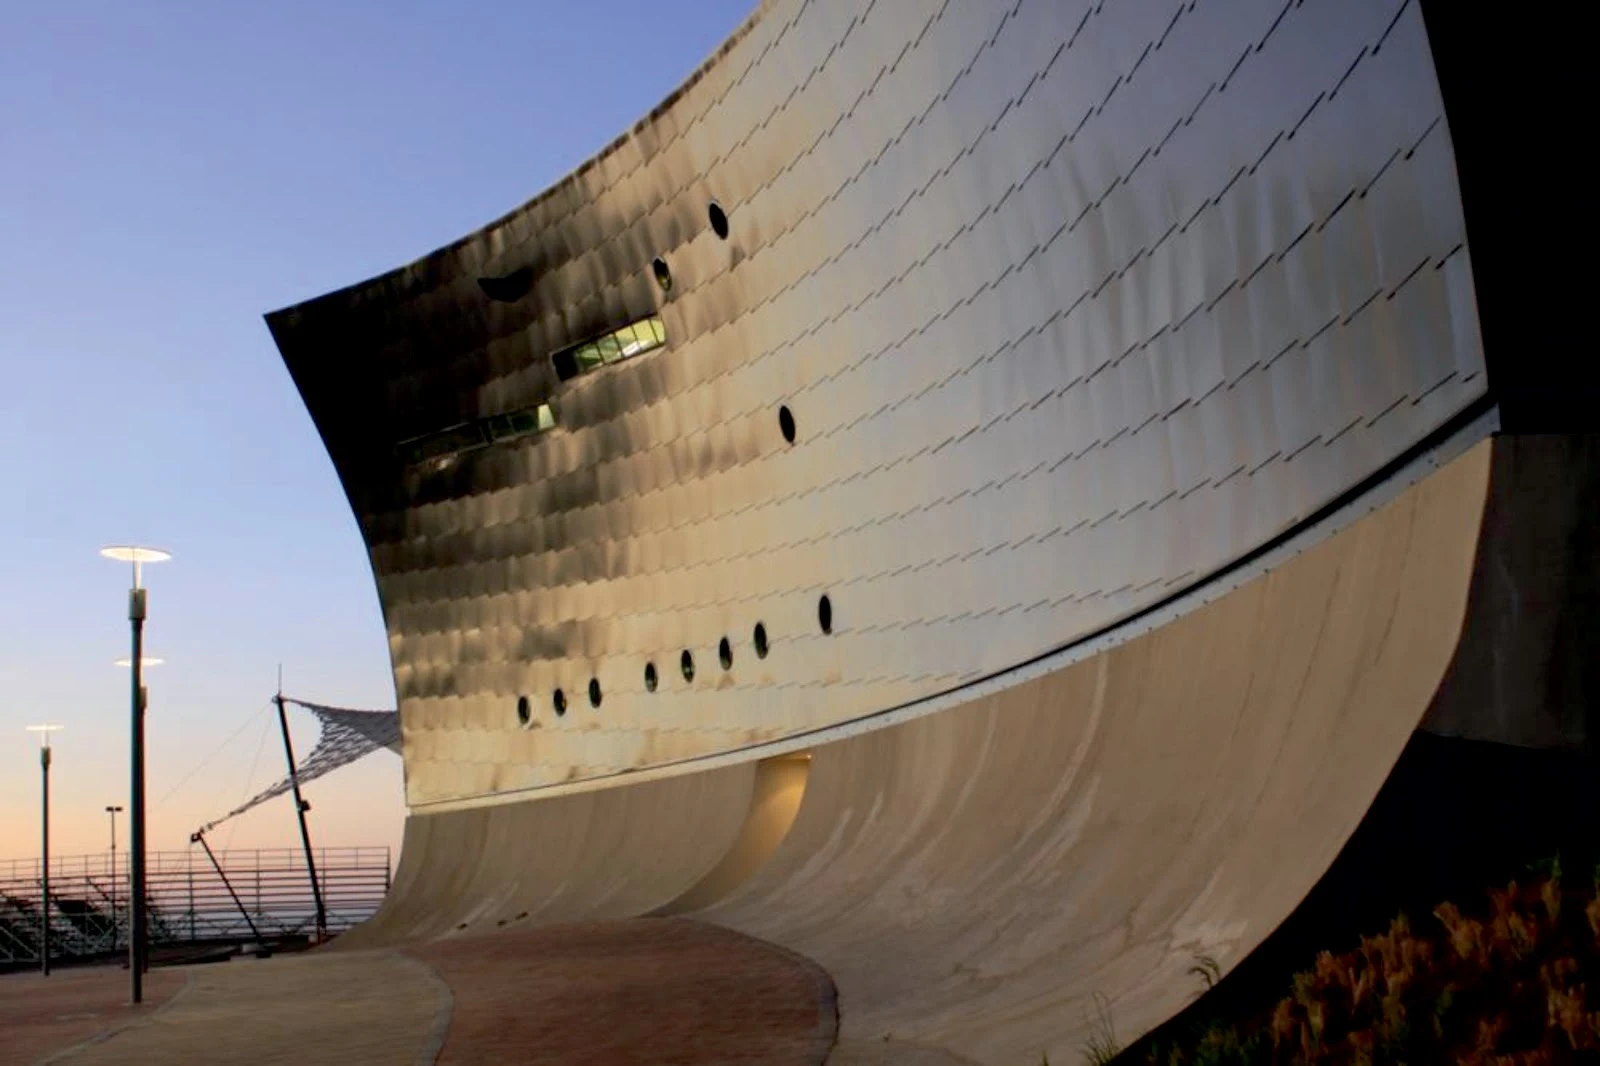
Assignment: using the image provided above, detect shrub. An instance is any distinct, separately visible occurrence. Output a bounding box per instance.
[1129,864,1600,1063]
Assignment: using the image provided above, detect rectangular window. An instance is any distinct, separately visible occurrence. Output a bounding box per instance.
[550,314,666,382]
[396,402,557,467]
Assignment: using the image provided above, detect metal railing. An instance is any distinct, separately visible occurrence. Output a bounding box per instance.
[0,847,389,967]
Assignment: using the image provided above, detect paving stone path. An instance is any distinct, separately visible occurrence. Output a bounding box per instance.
[9,918,835,1065]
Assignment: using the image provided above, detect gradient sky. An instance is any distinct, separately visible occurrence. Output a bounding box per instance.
[0,0,753,864]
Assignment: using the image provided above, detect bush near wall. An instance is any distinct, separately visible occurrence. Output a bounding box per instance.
[1126,860,1600,1064]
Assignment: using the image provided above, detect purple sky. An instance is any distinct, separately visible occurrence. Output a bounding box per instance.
[0,0,753,861]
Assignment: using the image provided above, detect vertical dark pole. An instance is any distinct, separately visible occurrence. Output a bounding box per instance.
[40,743,50,976]
[129,586,147,1003]
[106,806,120,954]
[275,691,326,941]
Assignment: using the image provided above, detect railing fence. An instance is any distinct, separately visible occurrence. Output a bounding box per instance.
[0,847,390,967]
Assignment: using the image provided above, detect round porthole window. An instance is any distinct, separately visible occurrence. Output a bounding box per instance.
[818,594,833,635]
[708,201,730,240]
[553,689,567,717]
[644,662,658,692]
[779,405,796,444]
[588,677,602,708]
[753,622,769,659]
[681,649,696,682]
[652,256,673,292]
[719,636,733,670]
[516,695,531,728]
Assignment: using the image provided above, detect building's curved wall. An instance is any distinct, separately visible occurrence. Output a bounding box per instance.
[700,440,1492,1062]
[331,437,1494,1062]
[268,0,1486,809]
[334,758,762,949]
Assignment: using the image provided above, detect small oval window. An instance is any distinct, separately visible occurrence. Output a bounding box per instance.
[644,662,658,692]
[779,405,796,444]
[553,689,567,717]
[652,256,673,292]
[681,649,696,683]
[588,677,602,708]
[753,622,769,659]
[719,637,733,671]
[818,594,833,635]
[708,201,730,240]
[516,695,531,728]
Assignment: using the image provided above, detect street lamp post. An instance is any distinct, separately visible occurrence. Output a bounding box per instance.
[106,805,123,953]
[25,724,64,976]
[101,545,169,1005]
[112,654,163,993]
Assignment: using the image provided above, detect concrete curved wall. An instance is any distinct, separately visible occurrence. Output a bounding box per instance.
[340,437,1491,1060]
[656,754,810,916]
[269,0,1487,808]
[697,440,1491,1061]
[337,759,760,947]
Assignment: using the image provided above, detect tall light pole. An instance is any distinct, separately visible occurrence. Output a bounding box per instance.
[102,544,169,1005]
[106,804,123,953]
[25,724,64,976]
[113,654,163,993]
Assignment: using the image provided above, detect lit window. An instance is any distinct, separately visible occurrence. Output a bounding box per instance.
[551,315,666,382]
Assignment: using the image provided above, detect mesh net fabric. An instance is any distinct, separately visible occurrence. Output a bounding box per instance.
[197,699,399,834]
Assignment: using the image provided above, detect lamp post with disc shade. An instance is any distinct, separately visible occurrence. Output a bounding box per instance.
[101,545,169,1004]
[24,724,64,976]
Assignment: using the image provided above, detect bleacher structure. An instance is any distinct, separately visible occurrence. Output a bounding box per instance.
[0,847,390,969]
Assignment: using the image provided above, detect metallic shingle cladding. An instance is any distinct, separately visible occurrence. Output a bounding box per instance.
[268,0,1486,809]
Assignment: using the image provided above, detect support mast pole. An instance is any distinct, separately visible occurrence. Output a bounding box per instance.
[275,669,326,942]
[191,830,263,946]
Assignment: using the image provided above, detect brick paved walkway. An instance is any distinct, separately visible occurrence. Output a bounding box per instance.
[10,919,835,1064]
[408,918,836,1065]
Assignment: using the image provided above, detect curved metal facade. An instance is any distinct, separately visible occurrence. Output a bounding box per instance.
[269,0,1487,809]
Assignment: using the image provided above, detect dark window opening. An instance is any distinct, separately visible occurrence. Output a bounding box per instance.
[779,405,796,444]
[516,695,531,728]
[681,650,695,682]
[708,201,729,240]
[477,267,533,303]
[644,662,658,692]
[652,257,673,292]
[397,402,556,467]
[553,688,567,716]
[818,594,833,635]
[588,678,602,708]
[753,622,769,659]
[719,637,733,670]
